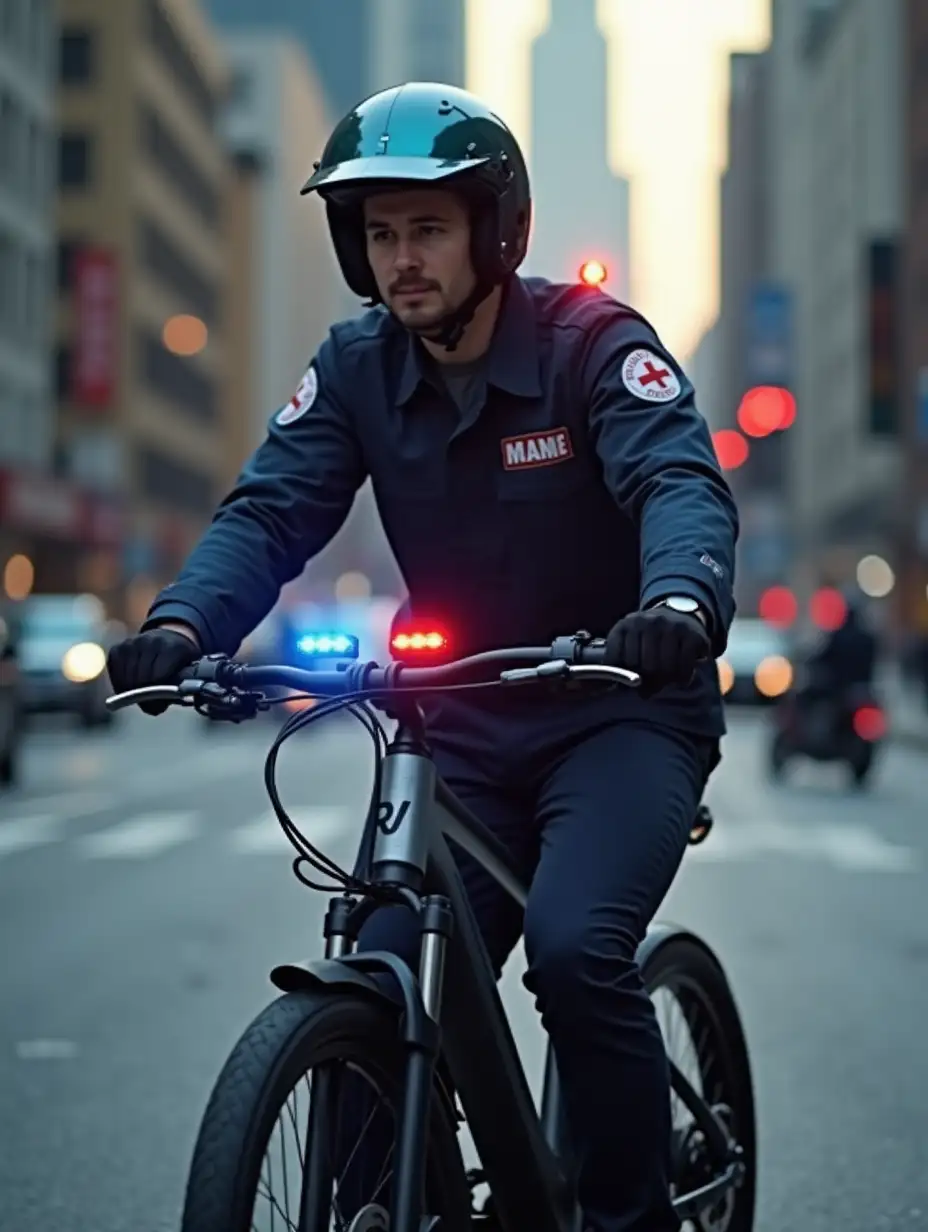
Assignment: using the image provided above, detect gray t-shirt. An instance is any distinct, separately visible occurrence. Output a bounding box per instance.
[432,355,487,423]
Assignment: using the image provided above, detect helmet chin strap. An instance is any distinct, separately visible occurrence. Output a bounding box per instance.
[404,277,498,353]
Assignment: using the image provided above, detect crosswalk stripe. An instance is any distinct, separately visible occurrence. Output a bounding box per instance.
[77,812,201,859]
[229,807,348,854]
[686,818,920,872]
[0,815,67,859]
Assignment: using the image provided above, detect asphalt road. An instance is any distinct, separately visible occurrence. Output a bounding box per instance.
[1,705,926,1231]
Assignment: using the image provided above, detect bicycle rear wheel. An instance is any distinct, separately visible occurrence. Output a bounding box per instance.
[643,935,757,1232]
[181,990,472,1232]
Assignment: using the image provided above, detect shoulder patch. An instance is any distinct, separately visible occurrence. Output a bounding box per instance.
[621,348,681,403]
[277,364,318,425]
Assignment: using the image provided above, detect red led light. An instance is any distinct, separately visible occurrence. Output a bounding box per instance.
[391,630,447,652]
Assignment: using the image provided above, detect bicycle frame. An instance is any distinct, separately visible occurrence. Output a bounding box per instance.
[270,711,738,1232]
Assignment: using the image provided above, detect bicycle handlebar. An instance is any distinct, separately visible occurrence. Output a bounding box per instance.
[104,632,641,716]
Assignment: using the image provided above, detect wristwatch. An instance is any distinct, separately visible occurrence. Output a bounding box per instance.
[651,595,709,629]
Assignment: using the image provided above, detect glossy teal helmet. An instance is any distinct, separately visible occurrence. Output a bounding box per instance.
[301,82,532,348]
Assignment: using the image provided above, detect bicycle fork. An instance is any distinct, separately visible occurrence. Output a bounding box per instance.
[297,893,453,1232]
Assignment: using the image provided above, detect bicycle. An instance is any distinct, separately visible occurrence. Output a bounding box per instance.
[106,629,756,1232]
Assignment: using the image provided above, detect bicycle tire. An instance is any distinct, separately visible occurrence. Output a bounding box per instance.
[180,990,472,1232]
[642,934,757,1232]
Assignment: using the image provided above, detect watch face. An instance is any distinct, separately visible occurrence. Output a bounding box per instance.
[664,596,699,614]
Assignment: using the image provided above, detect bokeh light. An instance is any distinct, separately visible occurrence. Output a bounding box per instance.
[856,554,894,598]
[712,429,749,470]
[754,654,793,697]
[3,554,34,600]
[759,585,798,627]
[736,386,793,437]
[162,314,208,356]
[334,571,372,602]
[810,587,847,631]
[579,259,607,286]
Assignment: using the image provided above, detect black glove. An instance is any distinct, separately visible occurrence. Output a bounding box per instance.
[106,627,200,716]
[605,606,711,697]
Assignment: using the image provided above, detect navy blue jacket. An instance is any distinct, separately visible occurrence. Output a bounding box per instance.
[144,276,739,736]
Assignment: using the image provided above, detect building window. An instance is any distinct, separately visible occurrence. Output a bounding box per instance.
[138,217,217,324]
[137,445,215,516]
[138,327,216,423]
[145,0,215,127]
[56,236,84,291]
[0,92,17,185]
[58,131,93,188]
[0,229,16,339]
[59,27,95,84]
[139,105,218,227]
[55,344,72,399]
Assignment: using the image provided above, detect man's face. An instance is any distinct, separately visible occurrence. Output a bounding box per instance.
[363,188,475,330]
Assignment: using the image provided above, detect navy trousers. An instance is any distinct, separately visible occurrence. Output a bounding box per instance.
[346,703,716,1231]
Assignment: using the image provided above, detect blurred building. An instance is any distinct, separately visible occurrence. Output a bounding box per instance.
[686,319,724,432]
[767,0,904,604]
[367,0,466,93]
[715,50,793,615]
[523,0,630,298]
[0,2,60,597]
[54,0,245,621]
[219,34,346,443]
[218,31,402,603]
[205,0,369,119]
[900,0,928,634]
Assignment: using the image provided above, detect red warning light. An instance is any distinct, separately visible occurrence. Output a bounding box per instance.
[712,429,749,471]
[390,625,450,661]
[759,586,798,628]
[579,259,607,287]
[810,587,847,631]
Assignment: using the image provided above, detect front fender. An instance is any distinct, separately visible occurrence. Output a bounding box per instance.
[270,957,396,1003]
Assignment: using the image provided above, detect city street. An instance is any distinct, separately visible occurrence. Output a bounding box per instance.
[1,706,926,1232]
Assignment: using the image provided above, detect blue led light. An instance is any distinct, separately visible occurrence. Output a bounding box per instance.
[296,632,359,658]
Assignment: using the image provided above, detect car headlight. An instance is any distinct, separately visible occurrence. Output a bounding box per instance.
[754,655,793,698]
[61,642,106,683]
[717,659,734,694]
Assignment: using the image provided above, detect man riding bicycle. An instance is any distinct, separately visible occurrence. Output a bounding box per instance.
[107,82,739,1232]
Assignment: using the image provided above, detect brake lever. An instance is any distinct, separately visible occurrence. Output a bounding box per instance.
[191,680,268,722]
[499,661,641,688]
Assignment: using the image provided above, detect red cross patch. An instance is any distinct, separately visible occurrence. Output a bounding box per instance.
[621,349,681,403]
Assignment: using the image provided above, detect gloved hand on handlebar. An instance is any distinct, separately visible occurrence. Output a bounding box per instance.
[106,626,200,716]
[604,606,710,698]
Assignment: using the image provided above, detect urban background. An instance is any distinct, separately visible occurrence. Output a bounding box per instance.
[3,2,928,653]
[3,5,928,1230]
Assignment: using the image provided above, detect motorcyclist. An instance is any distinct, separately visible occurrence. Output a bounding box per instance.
[107,82,739,1231]
[804,593,878,696]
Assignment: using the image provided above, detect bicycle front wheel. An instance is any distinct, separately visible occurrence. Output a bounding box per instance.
[181,990,472,1232]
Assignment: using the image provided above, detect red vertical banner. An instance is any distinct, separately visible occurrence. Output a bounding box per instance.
[71,245,119,407]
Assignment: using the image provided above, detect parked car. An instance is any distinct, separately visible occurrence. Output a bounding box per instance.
[0,610,23,785]
[18,594,116,727]
[717,617,795,706]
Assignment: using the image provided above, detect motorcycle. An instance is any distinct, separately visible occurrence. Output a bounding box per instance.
[768,679,886,788]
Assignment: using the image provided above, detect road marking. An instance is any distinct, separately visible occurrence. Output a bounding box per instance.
[686,817,920,873]
[0,792,110,821]
[814,823,920,873]
[16,1039,79,1060]
[0,815,67,859]
[77,812,201,859]
[229,807,348,854]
